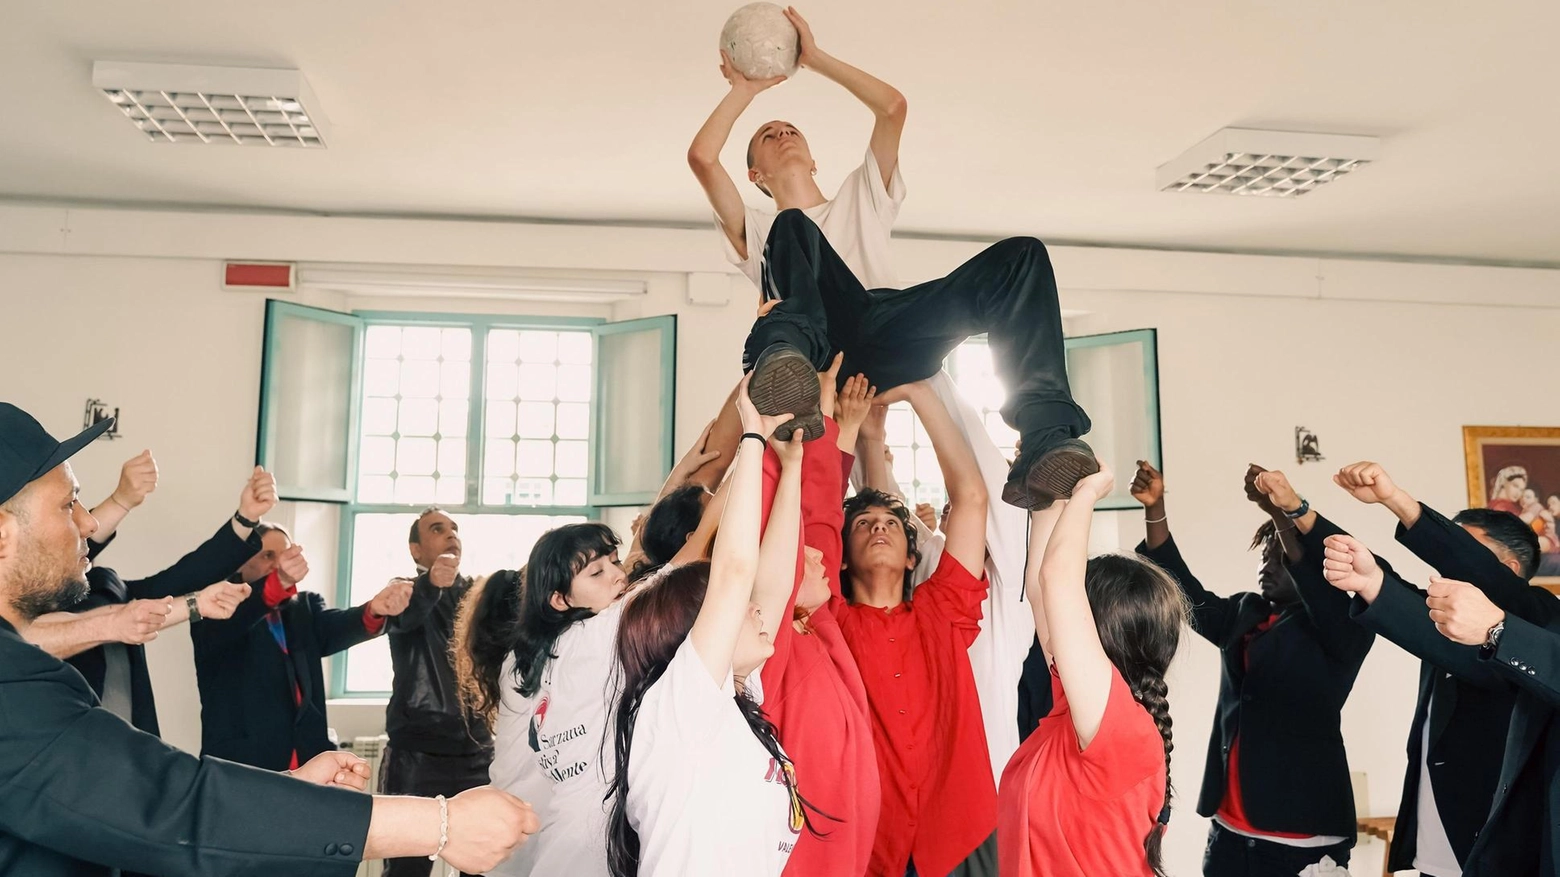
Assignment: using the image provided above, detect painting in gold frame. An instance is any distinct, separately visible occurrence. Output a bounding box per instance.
[1464,425,1560,591]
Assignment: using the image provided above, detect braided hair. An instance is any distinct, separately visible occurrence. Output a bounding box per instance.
[1082,553,1188,877]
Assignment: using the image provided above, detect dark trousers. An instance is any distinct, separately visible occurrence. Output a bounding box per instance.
[906,831,998,877]
[743,208,1090,441]
[1203,822,1352,877]
[379,747,494,877]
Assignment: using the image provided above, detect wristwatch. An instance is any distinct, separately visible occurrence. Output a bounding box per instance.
[1480,620,1506,658]
[185,593,202,624]
[233,510,260,529]
[1283,498,1311,520]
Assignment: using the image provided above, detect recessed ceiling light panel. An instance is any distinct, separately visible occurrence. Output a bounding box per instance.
[92,61,328,147]
[1158,127,1378,198]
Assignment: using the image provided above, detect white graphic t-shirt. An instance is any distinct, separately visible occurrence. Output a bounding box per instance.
[627,639,797,877]
[489,601,625,876]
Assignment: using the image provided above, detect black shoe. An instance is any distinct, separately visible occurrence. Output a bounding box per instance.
[747,343,825,442]
[1003,435,1099,510]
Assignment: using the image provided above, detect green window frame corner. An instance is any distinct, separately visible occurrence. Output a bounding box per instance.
[257,299,367,504]
[589,314,677,507]
[1065,327,1162,512]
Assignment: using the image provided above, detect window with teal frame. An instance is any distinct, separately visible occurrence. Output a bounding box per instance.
[255,304,677,697]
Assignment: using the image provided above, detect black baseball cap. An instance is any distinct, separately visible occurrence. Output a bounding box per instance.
[0,403,115,506]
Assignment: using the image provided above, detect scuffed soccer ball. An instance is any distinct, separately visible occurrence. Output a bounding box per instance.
[720,2,800,80]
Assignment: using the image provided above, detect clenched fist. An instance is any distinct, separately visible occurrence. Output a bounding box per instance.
[238,467,278,522]
[112,451,159,510]
[115,598,173,644]
[370,579,415,617]
[195,581,252,620]
[429,553,460,589]
[276,545,310,587]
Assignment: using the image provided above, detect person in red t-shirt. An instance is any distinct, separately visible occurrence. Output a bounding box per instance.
[833,378,994,877]
[998,461,1186,877]
[757,364,882,877]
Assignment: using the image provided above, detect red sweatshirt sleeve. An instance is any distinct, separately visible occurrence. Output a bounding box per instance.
[361,607,387,635]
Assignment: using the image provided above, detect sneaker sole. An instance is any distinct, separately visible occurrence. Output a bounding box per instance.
[1003,441,1100,511]
[749,351,826,443]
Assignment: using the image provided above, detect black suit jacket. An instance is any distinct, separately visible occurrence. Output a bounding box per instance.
[1349,503,1518,872]
[68,519,260,737]
[1348,566,1559,876]
[191,579,381,770]
[1138,521,1374,839]
[1363,502,1560,876]
[0,617,370,877]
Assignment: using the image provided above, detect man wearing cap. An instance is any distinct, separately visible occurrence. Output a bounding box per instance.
[0,402,541,876]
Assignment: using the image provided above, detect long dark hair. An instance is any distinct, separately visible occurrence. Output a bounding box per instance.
[453,523,619,727]
[1082,553,1188,877]
[605,562,829,877]
[453,567,523,727]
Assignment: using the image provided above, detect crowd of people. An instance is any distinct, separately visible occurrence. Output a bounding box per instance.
[3,10,1559,877]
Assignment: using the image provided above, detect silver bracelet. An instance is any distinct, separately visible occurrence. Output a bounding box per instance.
[429,794,448,862]
[1144,515,1167,524]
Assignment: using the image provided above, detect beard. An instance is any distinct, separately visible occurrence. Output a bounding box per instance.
[8,538,90,620]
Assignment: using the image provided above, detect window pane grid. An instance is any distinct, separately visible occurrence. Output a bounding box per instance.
[482,328,594,508]
[889,336,1018,507]
[358,325,473,506]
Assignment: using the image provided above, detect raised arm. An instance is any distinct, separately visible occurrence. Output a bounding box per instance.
[753,430,805,648]
[26,599,172,660]
[1038,464,1117,748]
[1335,460,1559,626]
[86,450,159,548]
[785,7,907,186]
[1023,503,1065,659]
[893,381,987,572]
[688,53,786,259]
[1128,461,1241,646]
[1320,534,1509,690]
[688,376,789,683]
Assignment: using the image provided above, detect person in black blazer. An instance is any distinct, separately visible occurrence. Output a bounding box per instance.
[26,463,272,738]
[0,402,540,876]
[1320,524,1559,877]
[1326,461,1537,877]
[192,522,415,771]
[1127,462,1373,877]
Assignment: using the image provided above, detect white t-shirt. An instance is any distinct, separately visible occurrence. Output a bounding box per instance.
[627,639,796,877]
[487,602,624,877]
[488,656,547,877]
[720,147,906,292]
[1413,689,1463,875]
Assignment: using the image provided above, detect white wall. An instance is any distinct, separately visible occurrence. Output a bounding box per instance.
[6,202,1560,875]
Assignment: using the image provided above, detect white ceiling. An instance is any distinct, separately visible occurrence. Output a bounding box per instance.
[5,0,1559,264]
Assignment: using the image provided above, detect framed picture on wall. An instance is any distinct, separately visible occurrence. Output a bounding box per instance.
[1464,425,1560,589]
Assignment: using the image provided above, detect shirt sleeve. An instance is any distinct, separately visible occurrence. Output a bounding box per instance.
[360,607,386,636]
[716,204,767,290]
[645,639,739,750]
[855,147,906,223]
[1067,667,1166,800]
[0,658,370,876]
[913,553,988,646]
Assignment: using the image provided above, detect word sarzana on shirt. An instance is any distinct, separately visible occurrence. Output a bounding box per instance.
[765,756,805,852]
[528,695,591,783]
